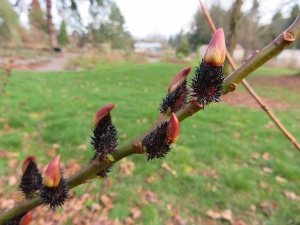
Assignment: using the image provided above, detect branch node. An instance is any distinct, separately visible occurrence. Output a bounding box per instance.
[283,31,295,42]
[227,83,238,93]
[133,142,144,154]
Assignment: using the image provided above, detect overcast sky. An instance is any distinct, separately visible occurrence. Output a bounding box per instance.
[14,0,299,39]
[113,0,297,39]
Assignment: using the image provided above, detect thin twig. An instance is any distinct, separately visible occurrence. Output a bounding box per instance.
[199,0,300,151]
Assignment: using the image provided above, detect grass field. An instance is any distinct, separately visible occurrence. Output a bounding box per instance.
[0,62,299,224]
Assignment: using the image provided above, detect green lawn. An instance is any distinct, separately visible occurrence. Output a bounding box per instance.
[0,62,299,224]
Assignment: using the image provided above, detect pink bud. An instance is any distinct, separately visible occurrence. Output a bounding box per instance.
[166,113,180,144]
[204,28,226,66]
[22,155,37,174]
[168,67,191,93]
[19,211,32,225]
[44,155,61,188]
[94,104,116,126]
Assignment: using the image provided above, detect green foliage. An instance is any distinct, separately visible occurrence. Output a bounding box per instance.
[188,4,228,50]
[58,20,69,46]
[175,39,191,58]
[28,0,47,32]
[88,0,132,49]
[0,63,299,223]
[0,0,23,44]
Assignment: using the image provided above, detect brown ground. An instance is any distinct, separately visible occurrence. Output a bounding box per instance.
[221,74,300,110]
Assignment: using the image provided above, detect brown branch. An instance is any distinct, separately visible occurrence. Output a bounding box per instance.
[199,0,300,151]
[0,99,202,224]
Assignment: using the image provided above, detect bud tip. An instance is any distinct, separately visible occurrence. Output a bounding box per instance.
[22,155,37,174]
[204,28,226,66]
[44,155,61,188]
[168,67,191,93]
[94,104,116,126]
[167,113,180,144]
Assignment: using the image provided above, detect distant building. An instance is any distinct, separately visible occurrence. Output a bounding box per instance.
[267,49,300,69]
[133,42,162,55]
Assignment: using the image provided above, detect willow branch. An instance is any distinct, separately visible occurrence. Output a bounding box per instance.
[199,0,300,151]
[0,99,202,224]
[223,13,300,93]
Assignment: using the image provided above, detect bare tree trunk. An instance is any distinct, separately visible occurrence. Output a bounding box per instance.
[46,0,58,49]
[223,0,243,76]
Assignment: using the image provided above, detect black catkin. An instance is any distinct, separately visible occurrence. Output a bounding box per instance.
[143,122,171,161]
[90,114,118,178]
[159,81,188,114]
[190,61,224,108]
[19,161,43,199]
[40,172,69,210]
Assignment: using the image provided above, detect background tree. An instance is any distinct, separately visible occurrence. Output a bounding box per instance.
[188,4,228,51]
[46,0,58,48]
[223,0,244,76]
[88,0,132,49]
[0,0,23,45]
[58,20,69,46]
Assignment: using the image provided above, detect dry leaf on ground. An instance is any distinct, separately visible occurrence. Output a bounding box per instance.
[282,190,300,200]
[119,158,134,178]
[206,209,233,222]
[161,162,177,176]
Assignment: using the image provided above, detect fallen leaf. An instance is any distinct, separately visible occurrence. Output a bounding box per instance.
[251,153,260,159]
[0,199,15,209]
[124,217,134,225]
[206,209,233,221]
[130,207,142,219]
[91,203,102,212]
[77,144,87,150]
[262,167,273,173]
[46,145,57,157]
[262,152,272,160]
[8,159,18,168]
[146,175,155,184]
[276,176,287,183]
[220,210,233,222]
[173,215,186,225]
[232,132,240,138]
[233,220,248,225]
[100,194,114,209]
[120,134,127,139]
[259,181,272,192]
[282,190,300,200]
[8,176,17,186]
[206,210,221,219]
[162,162,177,176]
[144,190,158,203]
[119,158,134,178]
[201,170,219,180]
[260,202,278,216]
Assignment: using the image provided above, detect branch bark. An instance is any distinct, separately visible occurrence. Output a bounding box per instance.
[199,0,300,151]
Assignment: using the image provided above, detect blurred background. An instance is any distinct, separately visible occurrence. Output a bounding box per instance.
[0,0,300,68]
[0,0,300,225]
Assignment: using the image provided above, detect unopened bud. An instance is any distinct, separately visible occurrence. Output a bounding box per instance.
[204,28,226,66]
[22,155,37,174]
[94,104,116,126]
[44,155,61,188]
[166,113,180,144]
[19,211,32,225]
[168,67,191,93]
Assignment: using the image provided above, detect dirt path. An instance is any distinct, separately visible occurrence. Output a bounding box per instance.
[33,53,77,72]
